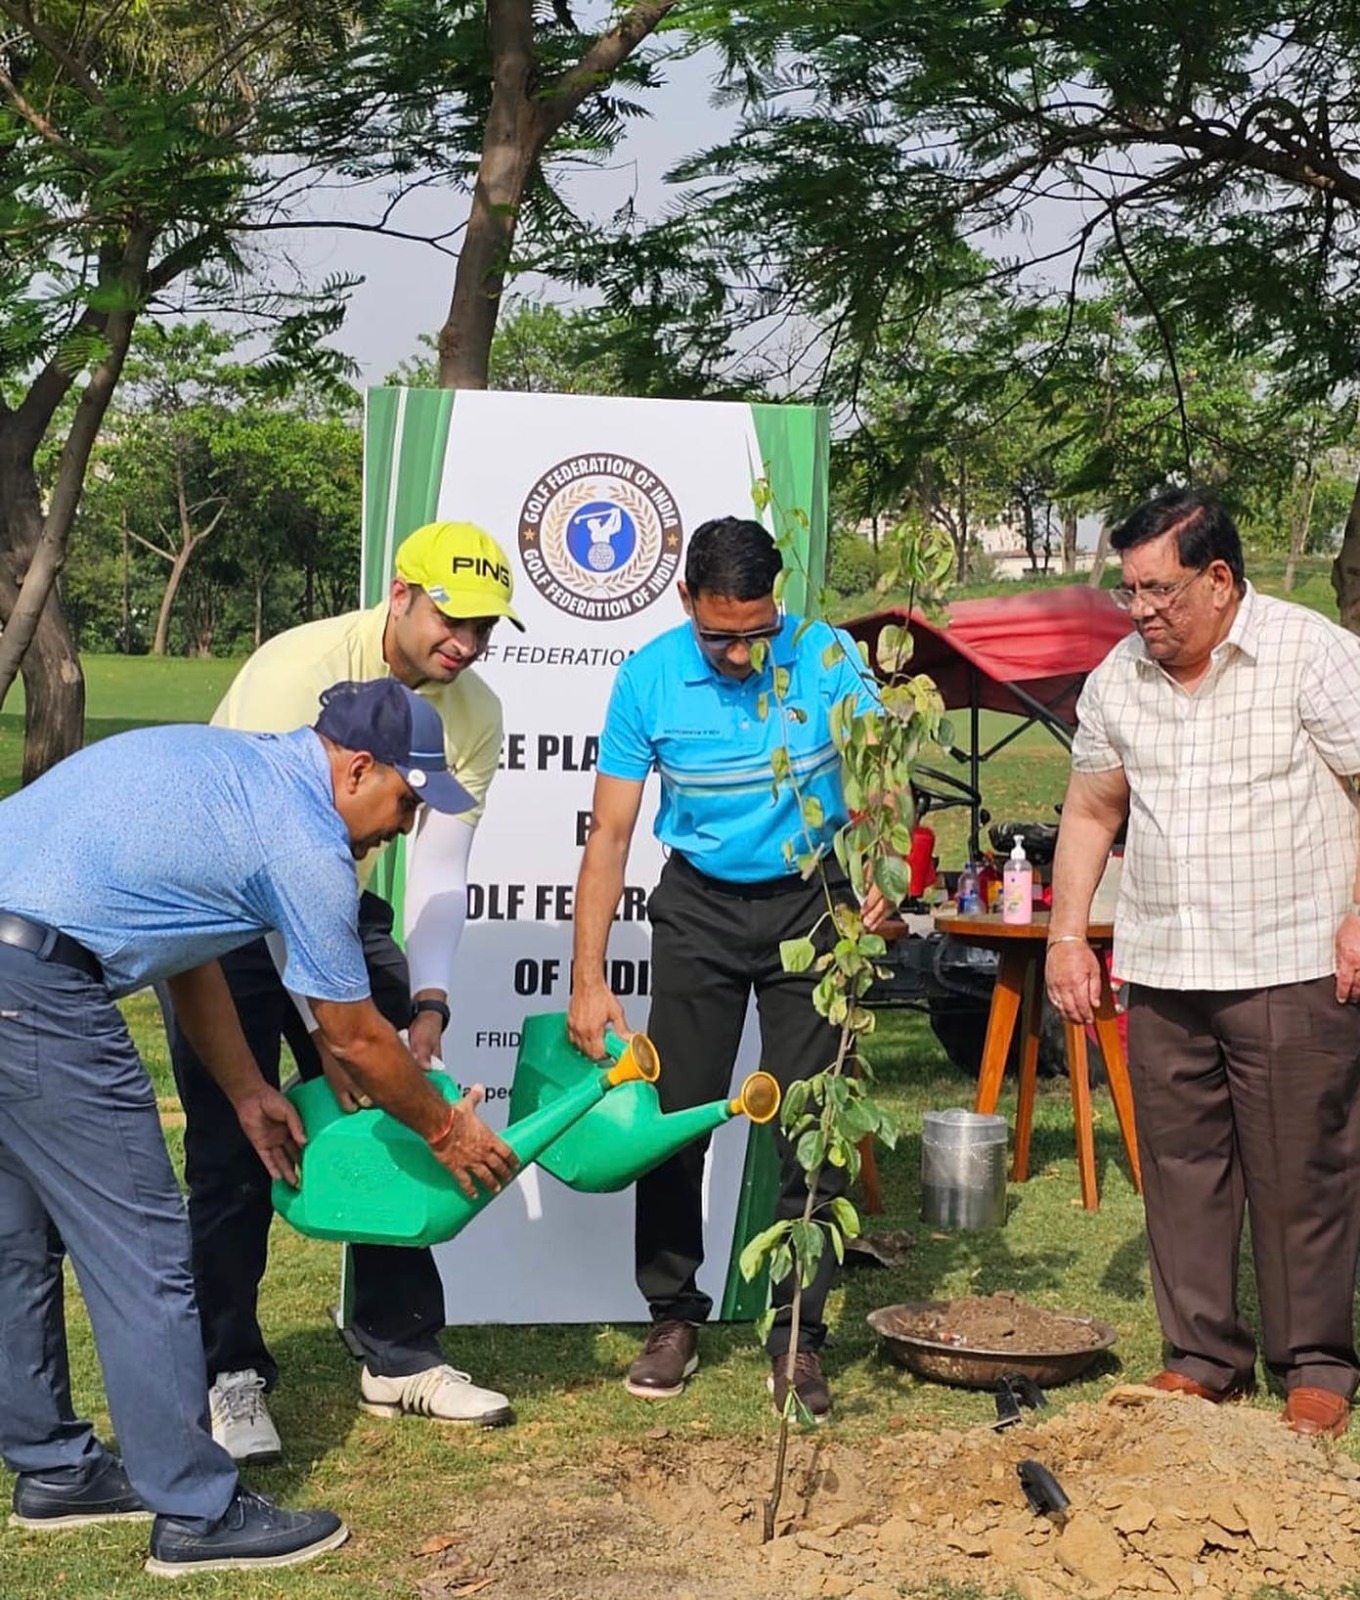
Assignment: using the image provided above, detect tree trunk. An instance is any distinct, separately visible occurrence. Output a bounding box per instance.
[1088,521,1114,587]
[120,509,133,653]
[1020,501,1037,569]
[151,548,194,656]
[1330,465,1360,633]
[437,3,539,389]
[957,456,971,585]
[1284,470,1318,594]
[1061,507,1078,574]
[0,228,151,734]
[254,570,265,649]
[436,0,679,389]
[0,454,86,772]
[18,592,85,785]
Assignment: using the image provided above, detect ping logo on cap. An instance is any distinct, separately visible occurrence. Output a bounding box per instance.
[450,554,512,588]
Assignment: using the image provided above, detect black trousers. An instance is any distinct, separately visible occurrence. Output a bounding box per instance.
[164,893,445,1386]
[637,854,849,1355]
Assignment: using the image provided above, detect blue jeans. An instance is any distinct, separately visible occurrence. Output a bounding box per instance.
[0,943,237,1521]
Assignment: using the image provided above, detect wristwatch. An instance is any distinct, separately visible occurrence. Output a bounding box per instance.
[410,997,451,1030]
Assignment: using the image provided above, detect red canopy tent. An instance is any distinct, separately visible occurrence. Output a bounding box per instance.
[842,585,1133,854]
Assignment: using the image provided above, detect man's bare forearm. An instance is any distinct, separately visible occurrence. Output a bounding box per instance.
[572,831,628,989]
[1049,770,1130,938]
[311,998,452,1140]
[165,962,268,1106]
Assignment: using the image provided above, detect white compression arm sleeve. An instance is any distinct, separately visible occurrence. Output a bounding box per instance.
[264,929,318,1033]
[404,807,474,997]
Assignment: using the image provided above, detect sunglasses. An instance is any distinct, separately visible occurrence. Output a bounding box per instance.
[692,609,784,650]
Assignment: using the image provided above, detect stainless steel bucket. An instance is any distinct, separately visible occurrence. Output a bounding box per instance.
[920,1108,1008,1230]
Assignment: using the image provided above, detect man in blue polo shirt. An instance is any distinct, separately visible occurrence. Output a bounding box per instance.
[0,680,513,1575]
[567,516,880,1422]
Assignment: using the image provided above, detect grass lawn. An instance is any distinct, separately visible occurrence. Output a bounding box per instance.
[0,654,244,798]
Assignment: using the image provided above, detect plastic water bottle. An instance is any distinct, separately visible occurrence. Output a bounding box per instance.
[957,860,983,913]
[1002,835,1034,925]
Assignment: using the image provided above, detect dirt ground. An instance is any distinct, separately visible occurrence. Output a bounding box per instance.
[409,1386,1360,1600]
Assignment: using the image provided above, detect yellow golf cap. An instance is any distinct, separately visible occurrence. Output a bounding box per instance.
[394,521,525,631]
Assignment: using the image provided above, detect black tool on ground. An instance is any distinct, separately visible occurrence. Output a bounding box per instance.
[1017,1459,1071,1519]
[993,1373,1050,1430]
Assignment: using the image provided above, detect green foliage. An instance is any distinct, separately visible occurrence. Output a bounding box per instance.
[64,322,361,655]
[825,523,881,597]
[388,302,644,396]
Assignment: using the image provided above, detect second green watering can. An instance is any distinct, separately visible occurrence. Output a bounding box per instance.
[508,1011,781,1193]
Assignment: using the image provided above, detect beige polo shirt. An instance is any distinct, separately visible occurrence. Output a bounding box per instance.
[212,601,502,889]
[1071,583,1360,990]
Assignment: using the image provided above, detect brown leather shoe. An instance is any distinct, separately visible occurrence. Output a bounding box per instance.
[769,1351,832,1424]
[1145,1369,1255,1402]
[625,1322,699,1399]
[1284,1386,1351,1439]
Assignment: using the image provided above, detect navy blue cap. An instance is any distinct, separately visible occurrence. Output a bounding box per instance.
[314,680,475,815]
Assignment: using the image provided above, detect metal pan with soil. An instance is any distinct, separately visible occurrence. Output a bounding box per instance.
[868,1292,1117,1388]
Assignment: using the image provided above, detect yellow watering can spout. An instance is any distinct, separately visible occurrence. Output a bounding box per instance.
[603,1027,661,1087]
[730,1070,781,1125]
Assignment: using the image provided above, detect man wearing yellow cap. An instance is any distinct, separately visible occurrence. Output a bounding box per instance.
[165,522,524,1461]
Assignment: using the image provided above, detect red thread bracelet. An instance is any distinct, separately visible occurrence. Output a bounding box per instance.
[427,1102,458,1147]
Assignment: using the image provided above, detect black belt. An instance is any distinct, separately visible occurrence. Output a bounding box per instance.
[668,851,848,901]
[0,912,104,983]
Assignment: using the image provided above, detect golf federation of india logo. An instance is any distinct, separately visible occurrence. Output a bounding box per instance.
[518,454,683,620]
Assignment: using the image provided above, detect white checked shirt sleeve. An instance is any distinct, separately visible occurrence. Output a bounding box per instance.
[1070,586,1360,990]
[1071,668,1123,775]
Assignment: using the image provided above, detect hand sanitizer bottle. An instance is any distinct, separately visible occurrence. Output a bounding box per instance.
[1002,835,1034,925]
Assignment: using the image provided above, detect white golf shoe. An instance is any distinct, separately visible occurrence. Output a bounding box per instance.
[359,1364,513,1427]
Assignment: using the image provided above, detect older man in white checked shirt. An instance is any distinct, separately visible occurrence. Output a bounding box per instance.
[1047,490,1360,1441]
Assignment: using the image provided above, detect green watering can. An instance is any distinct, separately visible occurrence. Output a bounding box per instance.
[508,1011,781,1193]
[271,1028,660,1249]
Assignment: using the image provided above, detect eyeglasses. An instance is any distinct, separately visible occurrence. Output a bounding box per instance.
[1110,568,1209,613]
[693,610,784,651]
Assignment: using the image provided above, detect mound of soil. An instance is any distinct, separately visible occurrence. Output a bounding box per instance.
[887,1291,1109,1352]
[414,1387,1360,1600]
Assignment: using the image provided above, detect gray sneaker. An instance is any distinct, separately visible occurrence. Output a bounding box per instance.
[11,1455,151,1530]
[144,1488,347,1576]
[208,1370,282,1464]
[625,1321,700,1399]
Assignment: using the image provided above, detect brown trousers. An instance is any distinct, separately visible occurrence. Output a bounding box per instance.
[1126,977,1360,1397]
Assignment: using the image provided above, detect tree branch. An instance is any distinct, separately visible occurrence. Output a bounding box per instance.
[538,0,679,141]
[1109,205,1193,482]
[0,59,101,172]
[0,0,122,141]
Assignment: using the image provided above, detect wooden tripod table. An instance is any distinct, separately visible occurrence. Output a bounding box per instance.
[933,912,1142,1210]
